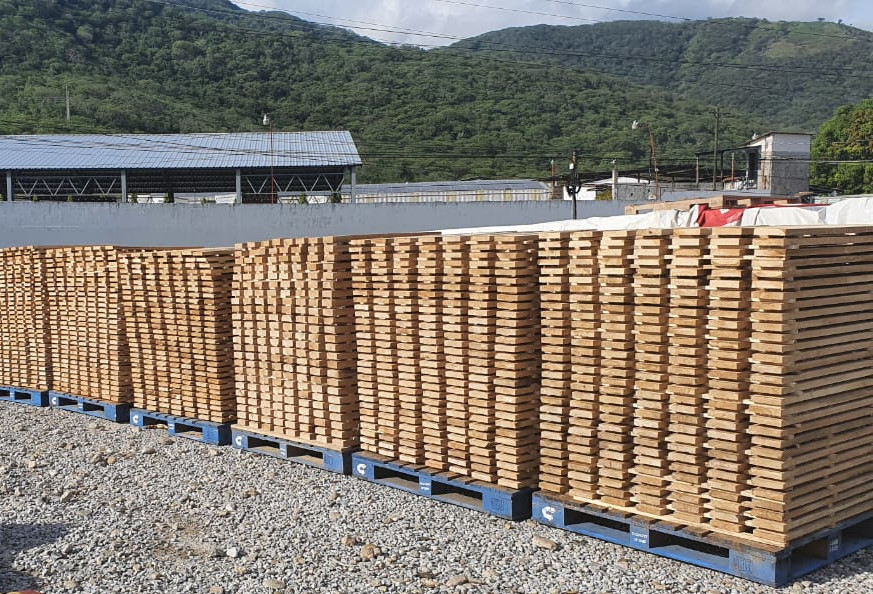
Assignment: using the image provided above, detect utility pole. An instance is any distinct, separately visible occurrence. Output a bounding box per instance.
[567,151,581,220]
[65,84,71,123]
[712,106,720,191]
[695,156,700,186]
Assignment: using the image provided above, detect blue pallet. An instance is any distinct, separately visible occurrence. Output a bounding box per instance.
[0,385,49,407]
[130,408,231,445]
[231,427,353,475]
[49,391,131,423]
[351,452,533,520]
[532,492,873,586]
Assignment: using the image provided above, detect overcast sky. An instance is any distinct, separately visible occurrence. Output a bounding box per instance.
[236,0,873,46]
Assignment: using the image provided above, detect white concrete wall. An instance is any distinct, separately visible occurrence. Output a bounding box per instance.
[0,201,630,248]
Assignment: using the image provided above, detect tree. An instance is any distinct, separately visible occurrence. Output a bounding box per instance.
[811,99,873,194]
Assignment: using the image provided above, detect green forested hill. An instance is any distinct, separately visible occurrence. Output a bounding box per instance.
[451,18,873,132]
[0,0,765,182]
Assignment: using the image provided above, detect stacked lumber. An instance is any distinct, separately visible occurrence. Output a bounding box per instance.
[351,236,397,456]
[418,236,448,471]
[565,232,602,501]
[704,228,754,534]
[351,233,540,489]
[537,233,573,494]
[0,247,51,390]
[748,226,873,546]
[121,248,235,423]
[234,237,358,449]
[630,230,672,516]
[46,246,131,404]
[595,230,636,507]
[665,228,711,524]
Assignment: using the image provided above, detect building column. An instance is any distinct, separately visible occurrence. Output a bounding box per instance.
[5,171,12,202]
[235,169,242,204]
[350,166,357,204]
[120,170,128,203]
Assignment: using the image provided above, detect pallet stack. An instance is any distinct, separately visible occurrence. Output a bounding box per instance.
[233,237,359,450]
[46,246,131,404]
[630,230,672,516]
[705,228,754,534]
[537,233,573,494]
[121,248,236,423]
[0,246,51,391]
[418,236,448,472]
[595,230,636,507]
[748,226,873,546]
[351,233,540,490]
[665,228,711,524]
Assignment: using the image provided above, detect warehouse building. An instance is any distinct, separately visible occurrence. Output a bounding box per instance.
[0,132,362,203]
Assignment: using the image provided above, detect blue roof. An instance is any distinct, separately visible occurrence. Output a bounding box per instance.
[0,132,361,170]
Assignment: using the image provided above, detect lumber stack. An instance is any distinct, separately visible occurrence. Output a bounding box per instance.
[537,233,574,494]
[351,233,540,489]
[665,228,711,524]
[233,237,358,449]
[536,225,873,548]
[595,230,636,507]
[748,226,873,546]
[630,229,672,516]
[121,248,235,423]
[704,228,754,534]
[46,246,131,403]
[0,246,52,390]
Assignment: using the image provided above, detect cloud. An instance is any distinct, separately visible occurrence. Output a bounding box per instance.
[242,0,873,45]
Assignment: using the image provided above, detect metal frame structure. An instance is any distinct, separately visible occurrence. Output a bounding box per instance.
[0,133,361,204]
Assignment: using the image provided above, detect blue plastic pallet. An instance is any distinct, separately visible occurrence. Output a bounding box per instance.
[130,408,231,445]
[533,492,873,586]
[0,385,49,407]
[49,391,131,423]
[352,452,533,520]
[231,427,353,475]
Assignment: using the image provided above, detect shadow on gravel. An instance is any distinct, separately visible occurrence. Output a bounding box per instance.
[0,523,68,593]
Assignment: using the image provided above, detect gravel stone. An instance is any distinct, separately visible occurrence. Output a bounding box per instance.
[263,577,285,590]
[360,543,381,561]
[2,403,872,593]
[533,535,560,551]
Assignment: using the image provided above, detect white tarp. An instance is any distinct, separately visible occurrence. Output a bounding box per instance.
[440,206,699,235]
[438,196,873,236]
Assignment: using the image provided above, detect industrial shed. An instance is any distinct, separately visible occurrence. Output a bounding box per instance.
[0,132,361,203]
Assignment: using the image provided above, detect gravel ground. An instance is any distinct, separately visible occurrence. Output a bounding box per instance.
[2,402,872,594]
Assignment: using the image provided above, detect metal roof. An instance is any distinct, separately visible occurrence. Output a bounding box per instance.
[355,179,549,194]
[0,132,361,171]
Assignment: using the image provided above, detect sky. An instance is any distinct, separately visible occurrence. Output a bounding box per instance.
[234,0,873,46]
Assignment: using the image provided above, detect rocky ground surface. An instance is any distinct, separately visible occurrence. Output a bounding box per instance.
[1,402,872,594]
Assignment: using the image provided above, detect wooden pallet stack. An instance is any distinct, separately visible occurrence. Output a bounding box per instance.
[0,247,52,391]
[537,233,574,494]
[394,237,425,464]
[748,226,873,546]
[121,248,236,423]
[233,237,358,450]
[444,235,475,476]
[566,232,603,501]
[46,246,131,404]
[492,234,540,489]
[705,228,754,534]
[595,230,637,507]
[665,228,711,525]
[418,236,448,472]
[351,233,541,490]
[630,230,672,516]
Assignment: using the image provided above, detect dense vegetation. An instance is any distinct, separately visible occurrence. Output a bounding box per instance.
[454,18,873,132]
[811,99,873,194]
[0,0,766,182]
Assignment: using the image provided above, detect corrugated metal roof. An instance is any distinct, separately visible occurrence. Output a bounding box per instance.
[355,179,549,194]
[0,132,361,170]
